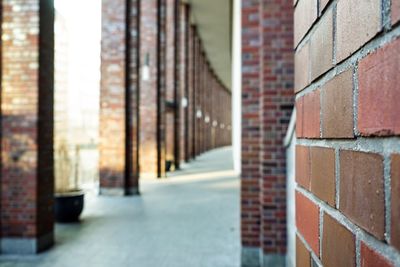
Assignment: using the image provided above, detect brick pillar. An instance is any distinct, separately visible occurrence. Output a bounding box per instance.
[193,33,199,157]
[295,0,400,266]
[241,0,294,266]
[165,0,175,171]
[180,4,190,162]
[156,0,167,177]
[139,0,167,177]
[241,0,263,265]
[173,0,181,169]
[100,0,140,195]
[1,0,54,254]
[188,24,195,159]
[259,0,293,264]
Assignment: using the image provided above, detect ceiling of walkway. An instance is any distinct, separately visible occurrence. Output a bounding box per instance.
[183,0,232,90]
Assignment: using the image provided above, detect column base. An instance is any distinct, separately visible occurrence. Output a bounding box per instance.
[262,253,285,267]
[241,247,286,267]
[1,232,54,255]
[241,247,262,267]
[99,187,140,196]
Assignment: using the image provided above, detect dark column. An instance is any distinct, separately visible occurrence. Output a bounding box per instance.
[156,0,167,178]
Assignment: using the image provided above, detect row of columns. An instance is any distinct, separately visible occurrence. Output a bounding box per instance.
[0,0,231,254]
[99,0,232,194]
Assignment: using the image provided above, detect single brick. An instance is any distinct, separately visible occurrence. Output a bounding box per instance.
[294,0,318,46]
[296,235,311,267]
[336,0,381,62]
[358,38,400,136]
[339,150,385,239]
[296,146,311,189]
[303,90,321,139]
[321,69,354,138]
[360,242,394,267]
[296,191,320,256]
[310,147,335,206]
[295,42,310,92]
[310,8,333,81]
[322,213,356,267]
[296,97,304,137]
[393,0,400,24]
[392,154,400,251]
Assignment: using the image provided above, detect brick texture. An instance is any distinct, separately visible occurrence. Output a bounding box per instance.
[297,89,320,139]
[259,0,294,254]
[140,0,161,176]
[321,69,354,138]
[100,0,140,193]
[358,38,400,136]
[294,0,318,46]
[241,0,294,256]
[310,147,335,207]
[393,0,400,24]
[361,242,394,267]
[1,0,54,246]
[336,0,381,62]
[392,154,400,251]
[296,192,319,256]
[296,235,311,267]
[295,0,399,264]
[322,213,356,267]
[241,0,262,249]
[295,43,310,92]
[100,0,127,189]
[340,150,385,239]
[100,0,140,192]
[310,8,333,81]
[296,146,311,189]
[0,0,231,255]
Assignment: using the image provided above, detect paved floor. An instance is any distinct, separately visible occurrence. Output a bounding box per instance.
[0,147,240,267]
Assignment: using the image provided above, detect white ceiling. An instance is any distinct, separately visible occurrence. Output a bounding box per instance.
[183,0,232,90]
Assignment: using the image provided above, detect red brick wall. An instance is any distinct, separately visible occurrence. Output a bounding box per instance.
[1,0,54,250]
[241,0,294,263]
[295,0,400,266]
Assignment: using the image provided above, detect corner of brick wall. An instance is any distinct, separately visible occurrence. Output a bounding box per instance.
[294,0,400,266]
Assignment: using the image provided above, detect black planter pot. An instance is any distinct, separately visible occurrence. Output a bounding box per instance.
[55,190,84,223]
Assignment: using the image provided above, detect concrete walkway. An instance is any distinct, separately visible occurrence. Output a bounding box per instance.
[0,147,240,267]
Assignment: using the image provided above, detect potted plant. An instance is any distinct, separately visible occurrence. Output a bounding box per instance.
[55,142,84,223]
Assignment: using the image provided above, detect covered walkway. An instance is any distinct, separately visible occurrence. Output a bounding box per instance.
[0,148,240,267]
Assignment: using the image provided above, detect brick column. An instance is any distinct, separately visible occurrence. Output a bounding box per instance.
[156,0,167,177]
[295,0,400,266]
[165,0,175,171]
[181,4,190,162]
[139,0,166,177]
[1,0,54,254]
[241,0,263,265]
[259,0,294,264]
[100,0,140,195]
[173,0,181,169]
[241,0,294,265]
[188,24,195,159]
